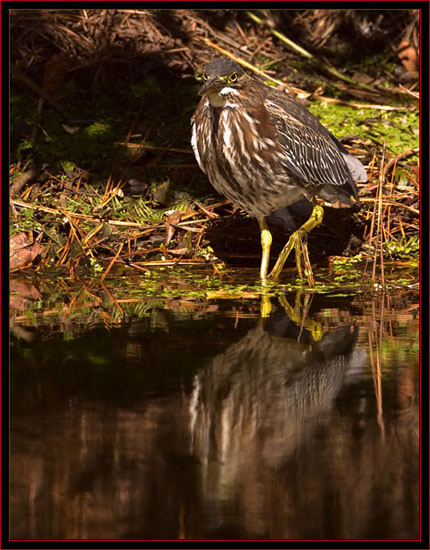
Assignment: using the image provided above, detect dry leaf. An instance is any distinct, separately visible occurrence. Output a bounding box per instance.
[397,39,418,76]
[10,233,42,270]
[165,210,182,245]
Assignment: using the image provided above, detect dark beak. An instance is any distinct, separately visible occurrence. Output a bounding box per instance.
[198,76,223,96]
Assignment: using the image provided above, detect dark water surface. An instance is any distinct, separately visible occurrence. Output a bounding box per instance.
[10,276,420,540]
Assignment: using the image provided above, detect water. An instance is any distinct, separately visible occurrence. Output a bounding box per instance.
[10,276,420,540]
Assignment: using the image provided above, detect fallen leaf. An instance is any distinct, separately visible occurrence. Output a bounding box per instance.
[153,180,171,205]
[169,247,188,256]
[165,210,182,245]
[397,39,418,76]
[10,233,42,270]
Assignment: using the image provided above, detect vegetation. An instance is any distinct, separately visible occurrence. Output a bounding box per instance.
[10,9,420,293]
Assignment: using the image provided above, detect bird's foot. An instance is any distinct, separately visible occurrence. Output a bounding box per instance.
[267,229,315,286]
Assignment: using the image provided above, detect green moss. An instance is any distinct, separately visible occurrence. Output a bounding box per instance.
[384,236,420,259]
[308,102,419,157]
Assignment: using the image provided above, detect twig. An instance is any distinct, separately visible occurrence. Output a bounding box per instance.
[373,144,386,286]
[398,83,420,99]
[359,198,419,215]
[312,94,407,112]
[101,242,124,282]
[132,259,205,267]
[99,282,124,315]
[246,11,313,59]
[116,142,194,154]
[383,148,420,175]
[246,11,412,101]
[195,201,220,218]
[11,199,157,228]
[10,167,40,197]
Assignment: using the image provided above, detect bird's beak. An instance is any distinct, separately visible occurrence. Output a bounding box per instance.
[198,76,223,96]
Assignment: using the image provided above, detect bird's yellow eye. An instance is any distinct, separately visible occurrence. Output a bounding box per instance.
[202,72,209,81]
[228,72,238,83]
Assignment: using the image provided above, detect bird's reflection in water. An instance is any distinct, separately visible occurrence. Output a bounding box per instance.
[189,293,365,535]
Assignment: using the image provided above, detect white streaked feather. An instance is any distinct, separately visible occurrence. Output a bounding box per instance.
[191,122,204,172]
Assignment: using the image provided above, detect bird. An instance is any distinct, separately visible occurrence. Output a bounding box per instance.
[191,57,367,285]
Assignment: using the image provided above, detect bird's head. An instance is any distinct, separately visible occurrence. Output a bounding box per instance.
[198,58,246,107]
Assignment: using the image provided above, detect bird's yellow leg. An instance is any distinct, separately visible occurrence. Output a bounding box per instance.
[269,233,296,280]
[278,294,296,319]
[260,294,272,318]
[300,241,314,286]
[279,293,323,342]
[258,218,273,283]
[268,204,324,283]
[294,235,303,280]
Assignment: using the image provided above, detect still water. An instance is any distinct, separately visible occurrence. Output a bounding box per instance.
[10,276,420,540]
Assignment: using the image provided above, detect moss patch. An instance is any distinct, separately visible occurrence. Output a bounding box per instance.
[308,102,419,157]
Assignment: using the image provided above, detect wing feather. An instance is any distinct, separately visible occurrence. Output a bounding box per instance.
[268,106,353,188]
